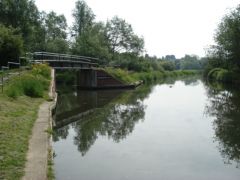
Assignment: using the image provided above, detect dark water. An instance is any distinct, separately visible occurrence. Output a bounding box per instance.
[53,77,240,180]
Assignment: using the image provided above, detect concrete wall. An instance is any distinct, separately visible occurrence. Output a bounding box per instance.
[76,69,124,89]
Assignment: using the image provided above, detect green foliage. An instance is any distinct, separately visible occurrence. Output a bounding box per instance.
[105,68,136,84]
[0,24,23,66]
[72,0,95,37]
[110,53,154,72]
[105,67,200,84]
[72,23,111,61]
[180,55,202,70]
[31,63,51,79]
[22,75,44,97]
[7,74,44,98]
[0,0,45,51]
[44,11,67,40]
[106,16,144,56]
[207,68,233,82]
[160,61,175,71]
[6,64,51,98]
[215,5,240,68]
[43,11,69,53]
[205,5,240,81]
[46,38,69,54]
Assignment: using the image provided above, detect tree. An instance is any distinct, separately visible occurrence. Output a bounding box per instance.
[105,16,144,56]
[0,0,44,51]
[43,11,69,53]
[213,5,240,69]
[45,38,69,54]
[160,61,175,71]
[45,11,67,40]
[164,55,176,61]
[72,0,95,37]
[0,24,23,66]
[180,55,201,70]
[71,22,110,62]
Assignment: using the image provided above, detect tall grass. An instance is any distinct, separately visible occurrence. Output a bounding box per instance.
[6,64,51,98]
[105,68,137,84]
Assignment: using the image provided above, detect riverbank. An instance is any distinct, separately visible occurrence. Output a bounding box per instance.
[206,68,240,84]
[0,64,55,180]
[105,68,201,84]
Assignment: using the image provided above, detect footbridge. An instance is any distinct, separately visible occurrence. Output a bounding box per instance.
[31,52,135,89]
[32,52,99,69]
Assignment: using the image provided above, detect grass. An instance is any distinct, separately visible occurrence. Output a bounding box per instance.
[6,64,50,99]
[104,67,136,84]
[0,64,51,180]
[0,95,43,179]
[105,67,201,84]
[47,148,55,180]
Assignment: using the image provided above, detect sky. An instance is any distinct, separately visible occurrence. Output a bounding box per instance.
[35,0,239,58]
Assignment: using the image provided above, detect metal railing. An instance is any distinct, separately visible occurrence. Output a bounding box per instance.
[32,52,99,65]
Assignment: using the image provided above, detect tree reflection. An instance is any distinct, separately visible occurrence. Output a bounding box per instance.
[53,125,70,141]
[205,81,240,167]
[54,85,152,156]
[72,86,150,156]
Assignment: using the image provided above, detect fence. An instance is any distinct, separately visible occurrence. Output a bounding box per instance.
[0,60,21,93]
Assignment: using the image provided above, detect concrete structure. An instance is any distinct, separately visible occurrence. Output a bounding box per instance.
[77,69,126,89]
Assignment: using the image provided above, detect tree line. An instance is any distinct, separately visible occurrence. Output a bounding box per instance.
[0,0,144,66]
[204,5,240,82]
[0,0,206,72]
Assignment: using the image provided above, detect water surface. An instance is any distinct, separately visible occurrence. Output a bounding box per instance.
[53,78,240,180]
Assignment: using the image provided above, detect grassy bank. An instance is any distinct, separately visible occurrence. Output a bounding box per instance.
[105,68,201,84]
[206,68,240,83]
[0,64,51,180]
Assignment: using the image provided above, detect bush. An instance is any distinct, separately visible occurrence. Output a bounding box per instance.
[7,74,45,98]
[21,75,44,97]
[32,63,51,79]
[6,64,51,98]
[6,80,23,98]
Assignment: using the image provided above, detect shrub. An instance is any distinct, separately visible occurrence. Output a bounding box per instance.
[21,75,44,97]
[6,81,23,98]
[32,63,51,79]
[6,74,45,98]
[6,64,51,98]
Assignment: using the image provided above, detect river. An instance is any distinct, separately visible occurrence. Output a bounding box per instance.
[53,77,240,180]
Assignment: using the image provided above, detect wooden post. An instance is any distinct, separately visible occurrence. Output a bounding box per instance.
[1,70,3,93]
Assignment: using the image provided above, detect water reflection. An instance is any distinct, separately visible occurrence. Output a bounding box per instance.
[53,85,153,156]
[205,81,240,167]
